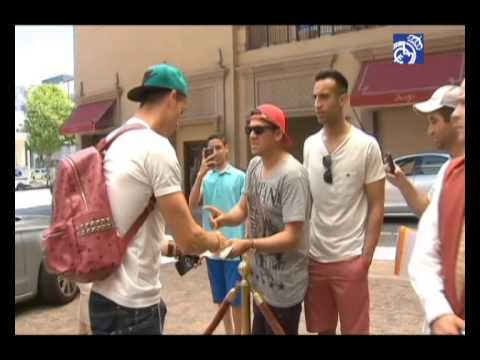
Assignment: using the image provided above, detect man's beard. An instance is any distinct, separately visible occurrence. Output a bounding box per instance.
[316,115,327,125]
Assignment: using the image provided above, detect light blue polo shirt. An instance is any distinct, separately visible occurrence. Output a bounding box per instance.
[202,164,246,259]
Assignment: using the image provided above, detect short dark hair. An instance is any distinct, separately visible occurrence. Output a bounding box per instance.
[207,133,227,145]
[246,109,279,129]
[139,87,185,108]
[314,69,349,95]
[437,107,455,123]
[248,109,262,118]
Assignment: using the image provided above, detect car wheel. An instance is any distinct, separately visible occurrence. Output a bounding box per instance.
[38,265,78,305]
[16,183,25,191]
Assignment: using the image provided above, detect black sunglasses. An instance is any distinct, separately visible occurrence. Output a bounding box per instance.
[323,155,333,184]
[245,125,278,136]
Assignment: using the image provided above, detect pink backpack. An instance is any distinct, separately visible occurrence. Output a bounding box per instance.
[42,124,155,283]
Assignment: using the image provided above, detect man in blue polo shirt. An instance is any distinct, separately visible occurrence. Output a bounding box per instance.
[189,134,245,335]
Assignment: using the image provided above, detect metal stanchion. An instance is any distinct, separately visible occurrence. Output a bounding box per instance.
[203,253,286,335]
[251,289,286,335]
[239,259,251,335]
[203,284,241,335]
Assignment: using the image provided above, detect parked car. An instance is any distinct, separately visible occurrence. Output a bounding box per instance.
[15,168,31,191]
[384,153,451,217]
[15,212,78,305]
[31,168,48,181]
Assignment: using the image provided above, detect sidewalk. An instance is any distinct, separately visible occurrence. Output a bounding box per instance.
[15,259,425,335]
[160,259,424,335]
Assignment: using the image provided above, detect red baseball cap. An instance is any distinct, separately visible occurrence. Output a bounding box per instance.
[252,104,293,146]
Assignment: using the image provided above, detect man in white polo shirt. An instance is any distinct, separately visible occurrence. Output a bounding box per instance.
[303,69,385,335]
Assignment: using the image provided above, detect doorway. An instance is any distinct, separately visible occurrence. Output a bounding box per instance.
[288,116,321,162]
[183,140,207,197]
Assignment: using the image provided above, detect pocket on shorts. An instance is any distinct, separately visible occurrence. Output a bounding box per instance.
[350,255,370,277]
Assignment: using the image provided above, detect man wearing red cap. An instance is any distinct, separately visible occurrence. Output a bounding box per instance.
[205,104,311,335]
[303,69,385,334]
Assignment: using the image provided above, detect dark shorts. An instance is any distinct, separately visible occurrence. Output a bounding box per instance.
[206,258,242,307]
[252,301,302,335]
[89,291,167,335]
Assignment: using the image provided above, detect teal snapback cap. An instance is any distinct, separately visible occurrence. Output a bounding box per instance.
[127,64,189,102]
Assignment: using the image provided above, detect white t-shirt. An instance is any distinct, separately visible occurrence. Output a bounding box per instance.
[92,117,182,308]
[304,126,385,263]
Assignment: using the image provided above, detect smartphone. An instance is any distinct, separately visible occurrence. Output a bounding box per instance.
[204,146,214,158]
[385,152,395,174]
[175,255,201,276]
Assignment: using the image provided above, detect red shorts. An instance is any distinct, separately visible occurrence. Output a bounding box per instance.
[304,256,370,334]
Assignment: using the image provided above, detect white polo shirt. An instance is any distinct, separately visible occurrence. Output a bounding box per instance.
[304,126,385,263]
[92,117,182,308]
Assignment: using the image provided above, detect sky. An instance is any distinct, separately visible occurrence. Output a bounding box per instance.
[15,25,74,88]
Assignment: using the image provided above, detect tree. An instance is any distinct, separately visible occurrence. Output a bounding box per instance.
[25,84,75,184]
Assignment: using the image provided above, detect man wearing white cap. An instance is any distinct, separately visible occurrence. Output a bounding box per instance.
[384,85,464,217]
[408,79,465,335]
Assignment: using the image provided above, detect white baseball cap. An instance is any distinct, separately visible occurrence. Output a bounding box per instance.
[413,85,460,114]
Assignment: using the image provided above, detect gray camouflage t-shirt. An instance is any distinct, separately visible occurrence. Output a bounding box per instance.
[245,155,311,308]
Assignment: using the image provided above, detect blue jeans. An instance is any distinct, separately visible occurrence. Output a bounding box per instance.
[89,291,167,335]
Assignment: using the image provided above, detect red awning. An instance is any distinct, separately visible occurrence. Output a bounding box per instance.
[350,50,465,108]
[61,99,116,135]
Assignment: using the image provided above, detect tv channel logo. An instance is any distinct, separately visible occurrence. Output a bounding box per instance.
[393,33,424,64]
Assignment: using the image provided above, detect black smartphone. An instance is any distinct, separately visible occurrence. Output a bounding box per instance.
[175,255,200,276]
[204,146,214,158]
[385,152,395,174]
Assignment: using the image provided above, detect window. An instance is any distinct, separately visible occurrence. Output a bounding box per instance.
[268,25,290,45]
[297,25,320,40]
[395,158,417,176]
[246,25,380,50]
[415,155,449,175]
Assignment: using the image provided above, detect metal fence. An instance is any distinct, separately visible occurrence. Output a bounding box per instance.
[247,25,378,50]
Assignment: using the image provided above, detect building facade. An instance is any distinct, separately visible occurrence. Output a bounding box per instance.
[69,25,465,194]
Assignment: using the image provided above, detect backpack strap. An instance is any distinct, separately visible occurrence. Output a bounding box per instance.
[96,123,155,249]
[121,195,157,250]
[96,123,147,154]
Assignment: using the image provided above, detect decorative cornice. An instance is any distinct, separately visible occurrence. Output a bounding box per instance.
[179,115,220,128]
[236,52,336,75]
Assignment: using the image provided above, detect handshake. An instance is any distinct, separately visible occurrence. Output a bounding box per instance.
[166,206,254,276]
[170,233,238,277]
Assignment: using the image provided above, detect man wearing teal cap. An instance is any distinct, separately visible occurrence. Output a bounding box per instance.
[89,64,231,335]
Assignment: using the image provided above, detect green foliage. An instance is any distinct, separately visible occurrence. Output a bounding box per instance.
[24,84,75,161]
